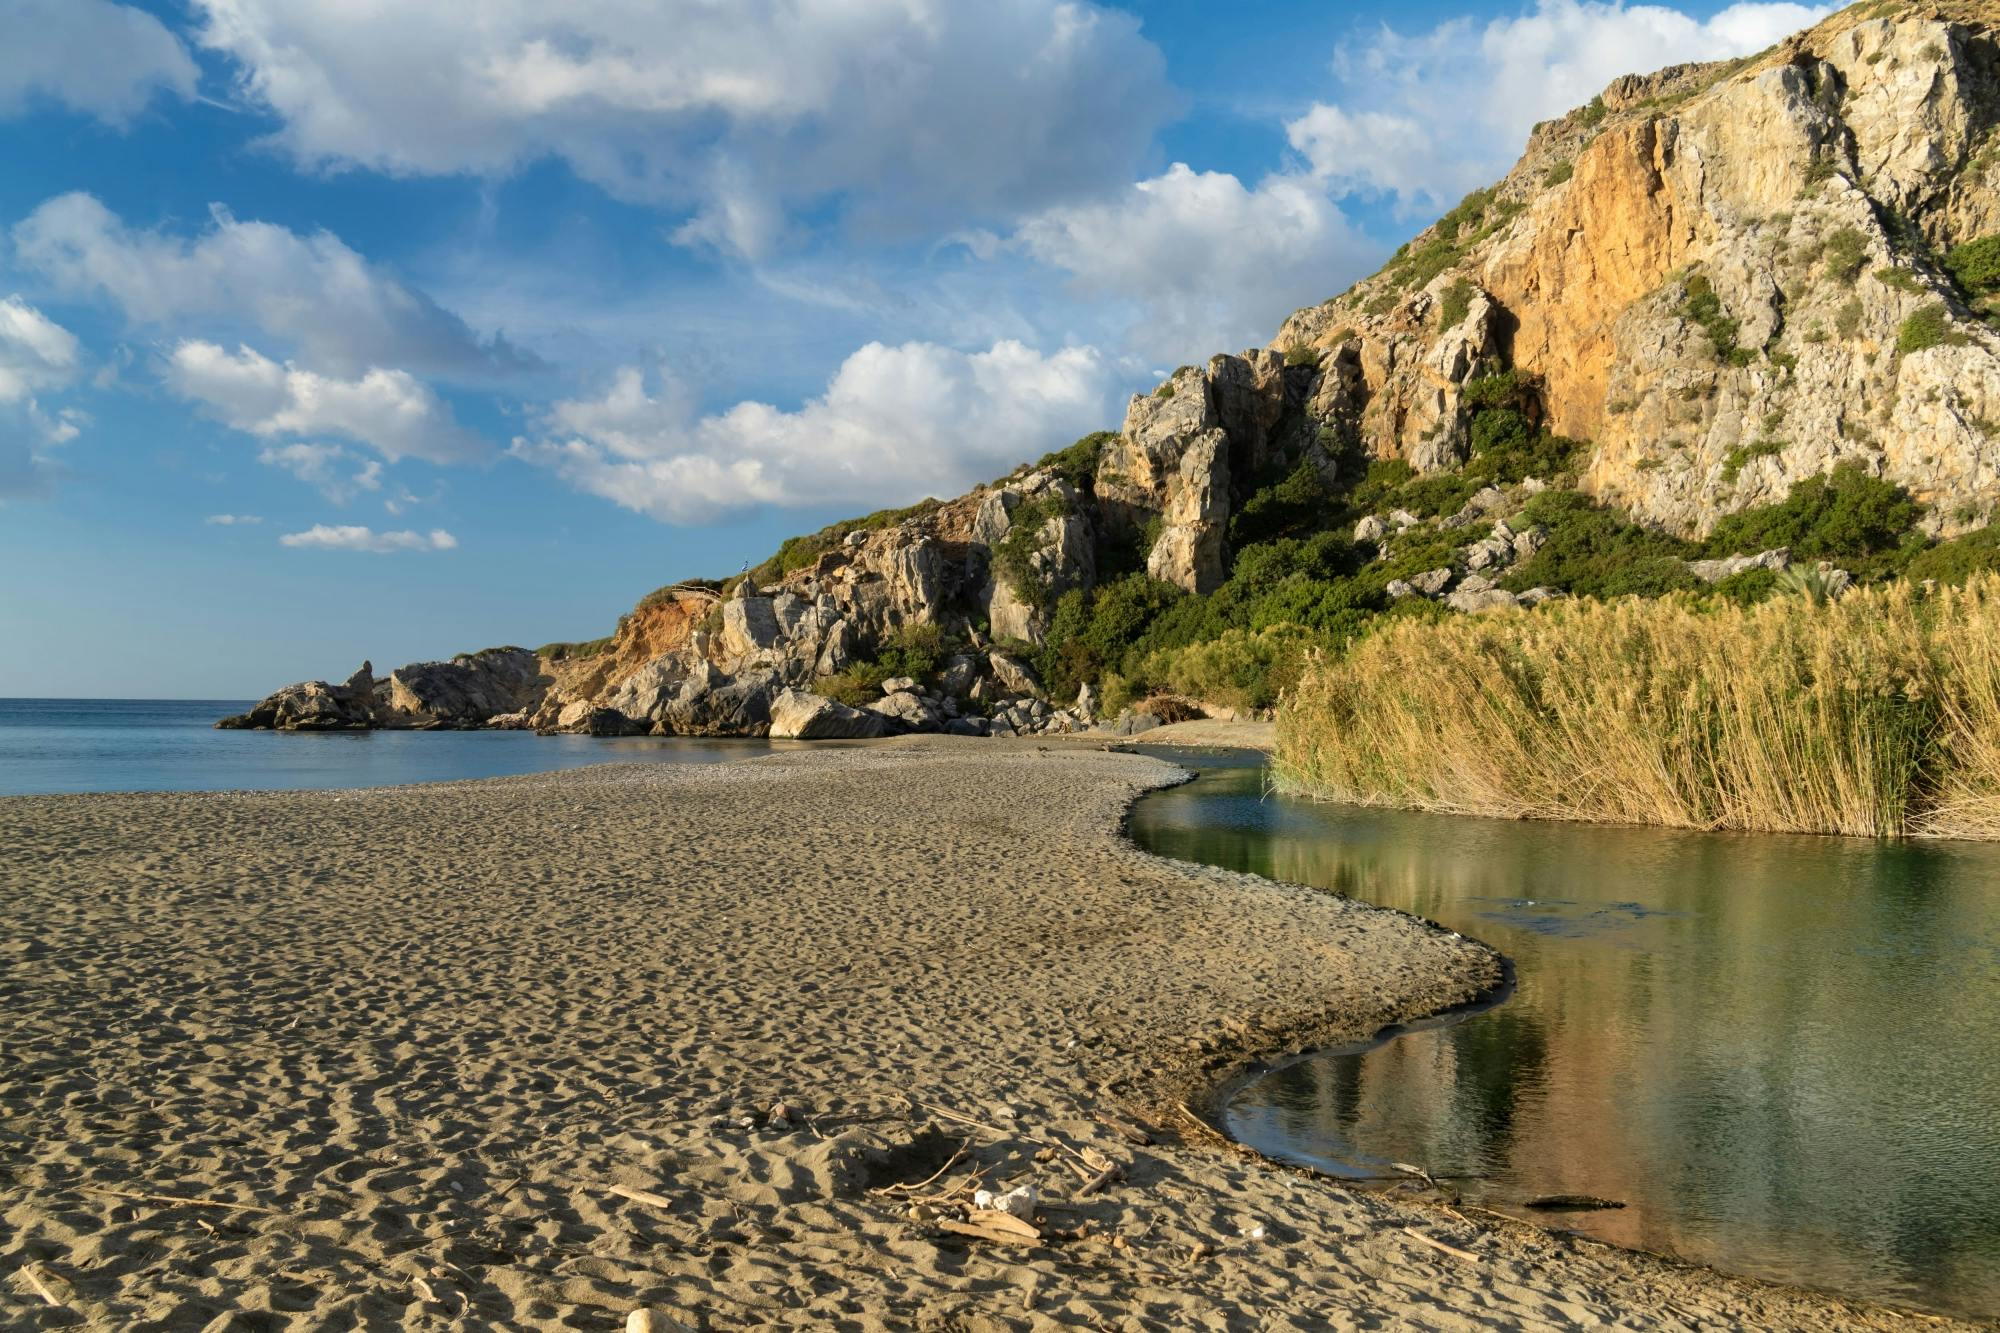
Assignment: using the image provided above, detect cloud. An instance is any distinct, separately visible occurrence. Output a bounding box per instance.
[0,296,81,403]
[166,340,486,465]
[512,339,1119,522]
[0,296,83,499]
[0,0,196,124]
[256,442,384,502]
[205,513,264,525]
[14,193,529,379]
[190,0,1174,259]
[1288,1,1829,213]
[1014,164,1378,362]
[279,524,458,553]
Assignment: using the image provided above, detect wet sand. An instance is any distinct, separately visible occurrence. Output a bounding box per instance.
[0,740,1954,1328]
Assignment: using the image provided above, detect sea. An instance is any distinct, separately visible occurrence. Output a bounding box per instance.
[0,698,783,797]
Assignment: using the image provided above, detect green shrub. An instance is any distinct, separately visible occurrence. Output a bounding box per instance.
[1577,95,1607,129]
[1437,277,1475,330]
[812,663,890,707]
[1142,625,1321,712]
[1544,160,1574,188]
[1284,344,1322,368]
[1034,431,1115,490]
[1835,296,1865,338]
[1348,457,1416,513]
[1897,302,1966,354]
[1821,226,1868,282]
[1682,273,1753,366]
[874,623,948,681]
[1231,458,1338,547]
[1719,439,1786,484]
[538,636,615,660]
[1034,575,1184,699]
[1153,382,1175,399]
[1875,265,1925,294]
[1703,462,1921,563]
[990,492,1075,609]
[1907,524,2000,585]
[1946,235,2000,294]
[747,499,941,583]
[1503,489,1699,598]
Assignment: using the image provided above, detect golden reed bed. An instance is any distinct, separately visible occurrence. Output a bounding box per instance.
[1279,573,2000,839]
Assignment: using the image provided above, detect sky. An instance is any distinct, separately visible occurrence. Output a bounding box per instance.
[0,0,1829,698]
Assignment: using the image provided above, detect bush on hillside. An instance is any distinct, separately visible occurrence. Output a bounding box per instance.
[1503,489,1698,597]
[1703,463,1920,565]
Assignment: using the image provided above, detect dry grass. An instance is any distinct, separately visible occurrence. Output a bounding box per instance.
[1276,575,2000,839]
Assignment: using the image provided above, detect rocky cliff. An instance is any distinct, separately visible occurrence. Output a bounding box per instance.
[1277,0,2000,536]
[226,2,2000,739]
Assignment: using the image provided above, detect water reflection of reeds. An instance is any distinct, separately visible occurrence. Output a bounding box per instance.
[1133,762,2000,1317]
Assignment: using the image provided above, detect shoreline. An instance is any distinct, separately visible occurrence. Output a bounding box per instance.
[1,739,1959,1328]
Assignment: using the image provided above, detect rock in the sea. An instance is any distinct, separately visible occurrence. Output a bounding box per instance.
[768,689,889,740]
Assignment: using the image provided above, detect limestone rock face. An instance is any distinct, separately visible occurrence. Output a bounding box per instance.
[978,472,1096,643]
[1272,5,2000,538]
[380,648,551,727]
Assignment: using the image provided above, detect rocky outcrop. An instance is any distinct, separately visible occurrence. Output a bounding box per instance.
[221,653,552,731]
[1275,3,2000,538]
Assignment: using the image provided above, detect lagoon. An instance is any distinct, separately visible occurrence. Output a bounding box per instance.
[1129,750,2000,1319]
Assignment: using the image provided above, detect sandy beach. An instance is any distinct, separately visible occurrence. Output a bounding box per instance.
[0,740,1956,1329]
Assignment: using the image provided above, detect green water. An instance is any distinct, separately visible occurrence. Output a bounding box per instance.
[1127,751,2000,1319]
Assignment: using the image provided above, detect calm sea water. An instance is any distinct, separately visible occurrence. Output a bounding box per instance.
[1129,750,2000,1320]
[0,699,788,796]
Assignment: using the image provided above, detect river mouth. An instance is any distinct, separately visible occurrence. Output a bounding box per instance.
[1127,747,2000,1322]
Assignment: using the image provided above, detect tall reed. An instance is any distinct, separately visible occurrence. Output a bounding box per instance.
[1276,575,2000,839]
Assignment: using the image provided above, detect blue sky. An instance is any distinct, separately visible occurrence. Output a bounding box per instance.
[0,0,1826,697]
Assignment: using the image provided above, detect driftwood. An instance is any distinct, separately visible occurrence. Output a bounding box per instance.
[1523,1194,1625,1211]
[607,1184,675,1211]
[84,1185,268,1214]
[939,1217,1040,1247]
[18,1264,64,1308]
[1402,1227,1480,1263]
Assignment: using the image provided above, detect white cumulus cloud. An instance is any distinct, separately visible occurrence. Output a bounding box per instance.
[1015,164,1377,362]
[0,295,83,499]
[512,339,1119,522]
[0,0,197,124]
[279,524,458,553]
[166,340,485,465]
[189,0,1174,258]
[1288,0,1829,213]
[256,441,384,503]
[13,192,529,379]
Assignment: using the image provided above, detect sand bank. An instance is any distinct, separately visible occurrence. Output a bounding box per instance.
[1,741,1950,1328]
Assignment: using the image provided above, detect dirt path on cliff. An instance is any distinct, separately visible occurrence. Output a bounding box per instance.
[0,741,1953,1329]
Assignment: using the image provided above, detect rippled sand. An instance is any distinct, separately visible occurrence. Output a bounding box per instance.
[0,740,1945,1328]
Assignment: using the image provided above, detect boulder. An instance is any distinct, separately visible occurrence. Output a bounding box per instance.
[1687,548,1790,583]
[880,676,918,695]
[1354,515,1388,543]
[866,691,947,733]
[945,716,991,737]
[1410,567,1454,597]
[987,651,1040,697]
[769,689,889,740]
